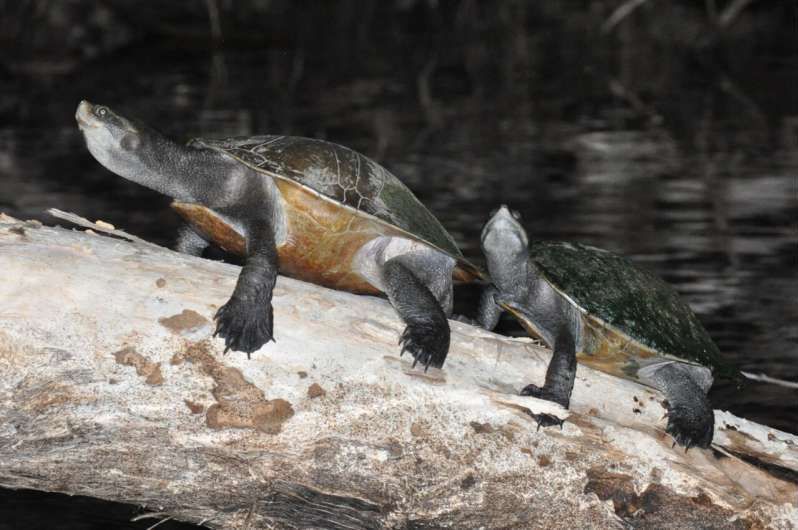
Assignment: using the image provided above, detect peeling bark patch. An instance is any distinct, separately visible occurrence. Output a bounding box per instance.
[307,383,325,399]
[537,455,552,467]
[726,449,798,485]
[584,467,748,529]
[184,341,294,433]
[402,366,446,384]
[26,382,77,412]
[158,310,209,334]
[260,481,382,530]
[410,422,427,437]
[184,400,205,414]
[113,347,164,385]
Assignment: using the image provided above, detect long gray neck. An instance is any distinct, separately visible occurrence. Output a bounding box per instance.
[486,251,530,297]
[123,132,233,204]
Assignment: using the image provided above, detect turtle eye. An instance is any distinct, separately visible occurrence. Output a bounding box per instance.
[511,209,522,220]
[96,106,108,117]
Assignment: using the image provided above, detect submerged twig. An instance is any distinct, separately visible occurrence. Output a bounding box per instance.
[602,0,653,34]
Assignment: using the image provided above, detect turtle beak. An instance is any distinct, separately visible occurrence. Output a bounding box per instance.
[482,204,528,247]
[76,100,99,130]
[485,204,514,230]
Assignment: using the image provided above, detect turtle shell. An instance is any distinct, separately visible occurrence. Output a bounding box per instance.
[174,135,483,294]
[505,241,738,382]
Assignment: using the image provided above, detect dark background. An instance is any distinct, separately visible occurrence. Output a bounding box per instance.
[0,1,796,528]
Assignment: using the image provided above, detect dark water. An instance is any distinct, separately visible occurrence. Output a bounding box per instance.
[0,2,796,527]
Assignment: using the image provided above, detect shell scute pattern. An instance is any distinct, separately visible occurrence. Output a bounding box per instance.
[529,240,735,377]
[190,135,462,258]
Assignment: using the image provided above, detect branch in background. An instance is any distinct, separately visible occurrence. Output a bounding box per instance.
[602,0,653,34]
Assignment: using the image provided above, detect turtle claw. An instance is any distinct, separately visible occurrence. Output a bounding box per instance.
[213,296,274,356]
[520,383,569,409]
[530,413,565,431]
[663,401,714,450]
[520,384,568,430]
[398,321,449,371]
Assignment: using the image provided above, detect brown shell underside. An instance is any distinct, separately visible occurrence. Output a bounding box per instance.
[171,181,479,296]
[502,304,690,384]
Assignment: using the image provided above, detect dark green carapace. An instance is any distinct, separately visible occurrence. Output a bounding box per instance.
[528,241,739,380]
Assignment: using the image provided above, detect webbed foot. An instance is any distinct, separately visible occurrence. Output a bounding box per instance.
[664,400,714,450]
[213,296,274,357]
[399,320,450,371]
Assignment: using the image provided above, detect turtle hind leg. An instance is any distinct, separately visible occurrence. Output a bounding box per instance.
[213,219,277,356]
[382,258,450,370]
[175,225,209,256]
[646,363,714,449]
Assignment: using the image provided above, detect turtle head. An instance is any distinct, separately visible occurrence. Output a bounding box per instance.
[76,100,191,200]
[481,205,529,283]
[481,205,528,255]
[76,100,147,176]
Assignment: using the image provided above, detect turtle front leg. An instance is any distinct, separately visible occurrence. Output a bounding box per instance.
[476,284,503,331]
[382,258,450,371]
[496,295,577,427]
[519,324,576,409]
[175,225,209,256]
[214,220,277,357]
[645,363,714,449]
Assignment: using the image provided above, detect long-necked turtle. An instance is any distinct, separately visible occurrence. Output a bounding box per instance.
[75,100,482,367]
[478,206,739,448]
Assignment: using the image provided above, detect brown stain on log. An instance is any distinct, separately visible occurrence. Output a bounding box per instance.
[113,347,164,386]
[307,383,325,399]
[183,341,293,434]
[184,400,205,414]
[171,186,480,296]
[584,467,750,528]
[470,421,495,434]
[27,383,77,412]
[158,309,210,334]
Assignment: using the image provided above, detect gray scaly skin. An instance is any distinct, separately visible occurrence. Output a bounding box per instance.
[478,206,714,448]
[76,101,455,367]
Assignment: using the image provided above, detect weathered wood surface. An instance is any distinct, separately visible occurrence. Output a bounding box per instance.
[0,213,796,529]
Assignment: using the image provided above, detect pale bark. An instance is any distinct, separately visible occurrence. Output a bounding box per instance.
[0,212,796,529]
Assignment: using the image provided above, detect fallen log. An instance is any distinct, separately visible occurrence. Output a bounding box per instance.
[0,212,795,529]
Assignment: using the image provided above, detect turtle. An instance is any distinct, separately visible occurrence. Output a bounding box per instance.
[75,100,483,367]
[477,206,740,449]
